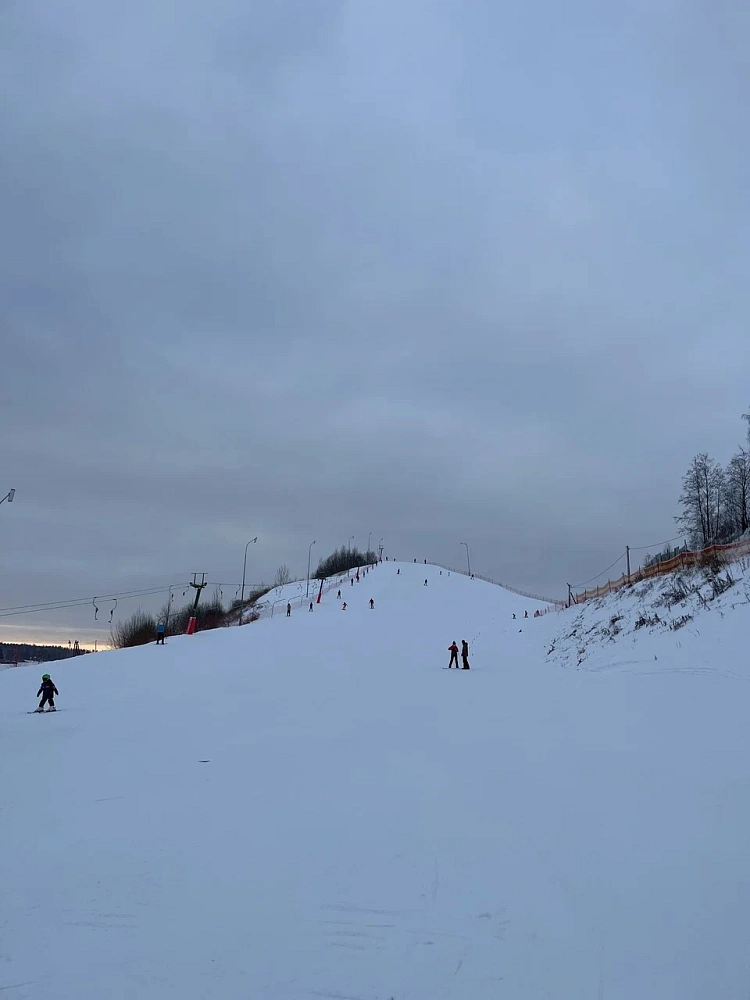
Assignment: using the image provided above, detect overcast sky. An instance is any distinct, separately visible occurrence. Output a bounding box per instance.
[2,0,749,646]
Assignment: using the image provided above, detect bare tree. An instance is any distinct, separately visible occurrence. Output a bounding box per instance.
[725,448,750,536]
[676,453,727,547]
[273,564,292,587]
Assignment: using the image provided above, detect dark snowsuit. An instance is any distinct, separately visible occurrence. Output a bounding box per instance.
[286,604,291,617]
[461,640,470,670]
[448,643,459,668]
[37,678,58,710]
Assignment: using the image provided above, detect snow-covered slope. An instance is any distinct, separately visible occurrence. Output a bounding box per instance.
[2,560,749,999]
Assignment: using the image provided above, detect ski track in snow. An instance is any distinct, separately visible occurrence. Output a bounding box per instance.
[2,560,750,998]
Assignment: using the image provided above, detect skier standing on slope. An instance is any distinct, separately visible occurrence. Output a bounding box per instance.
[36,674,58,712]
[156,620,166,644]
[448,641,459,668]
[369,598,374,609]
[461,640,470,670]
[286,603,291,617]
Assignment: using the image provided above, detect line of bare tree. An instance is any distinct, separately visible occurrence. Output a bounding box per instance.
[676,407,750,548]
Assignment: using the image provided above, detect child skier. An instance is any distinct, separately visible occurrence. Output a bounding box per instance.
[448,641,459,668]
[36,674,58,712]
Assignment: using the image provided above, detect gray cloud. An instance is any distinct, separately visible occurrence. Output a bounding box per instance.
[2,0,749,643]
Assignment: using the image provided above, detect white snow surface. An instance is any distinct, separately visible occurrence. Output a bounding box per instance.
[2,560,750,999]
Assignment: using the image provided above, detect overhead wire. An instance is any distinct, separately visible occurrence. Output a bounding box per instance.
[0,580,254,620]
[628,534,684,552]
[570,552,626,589]
[0,584,185,619]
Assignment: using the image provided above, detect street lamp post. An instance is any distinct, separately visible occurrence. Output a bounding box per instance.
[461,541,472,577]
[306,540,316,598]
[378,538,384,561]
[239,536,259,625]
[367,532,372,558]
[348,535,355,553]
[0,489,15,505]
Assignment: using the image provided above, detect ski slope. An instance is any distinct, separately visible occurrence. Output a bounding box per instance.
[2,560,750,999]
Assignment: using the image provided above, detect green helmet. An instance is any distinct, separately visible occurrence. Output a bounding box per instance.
[42,674,50,680]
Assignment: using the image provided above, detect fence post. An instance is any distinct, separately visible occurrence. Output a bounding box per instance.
[626,545,631,583]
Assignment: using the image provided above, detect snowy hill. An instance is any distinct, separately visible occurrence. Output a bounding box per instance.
[2,560,750,999]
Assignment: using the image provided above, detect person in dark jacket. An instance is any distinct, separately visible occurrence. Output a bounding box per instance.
[448,641,459,668]
[36,674,58,712]
[461,640,470,670]
[286,603,291,617]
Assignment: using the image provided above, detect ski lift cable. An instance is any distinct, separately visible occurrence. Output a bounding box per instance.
[570,552,626,589]
[0,583,187,618]
[628,534,684,553]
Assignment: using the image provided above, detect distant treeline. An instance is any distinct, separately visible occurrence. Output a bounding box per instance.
[0,642,91,664]
[314,547,378,579]
[676,407,750,547]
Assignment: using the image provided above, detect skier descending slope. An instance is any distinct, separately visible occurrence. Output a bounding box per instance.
[35,674,58,712]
